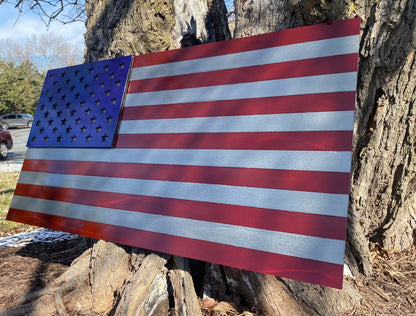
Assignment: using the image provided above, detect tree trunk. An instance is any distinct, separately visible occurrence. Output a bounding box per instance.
[235,0,416,275]
[233,0,416,313]
[4,0,414,315]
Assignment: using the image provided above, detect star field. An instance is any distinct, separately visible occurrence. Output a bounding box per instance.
[27,56,132,148]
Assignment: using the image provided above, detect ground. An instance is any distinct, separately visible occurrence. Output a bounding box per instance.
[351,245,416,315]
[0,233,415,315]
[0,235,88,313]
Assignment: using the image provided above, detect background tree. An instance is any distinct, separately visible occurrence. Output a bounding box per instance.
[0,32,83,114]
[0,59,43,114]
[2,0,415,315]
[0,35,83,73]
[26,34,83,72]
[0,39,29,65]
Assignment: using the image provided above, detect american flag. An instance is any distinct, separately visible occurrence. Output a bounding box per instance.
[7,18,360,289]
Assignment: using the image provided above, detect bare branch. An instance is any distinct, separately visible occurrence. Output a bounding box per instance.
[3,0,86,26]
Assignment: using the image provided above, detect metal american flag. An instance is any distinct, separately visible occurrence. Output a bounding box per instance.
[7,18,360,289]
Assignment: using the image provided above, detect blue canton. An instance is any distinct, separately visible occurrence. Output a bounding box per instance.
[27,56,132,148]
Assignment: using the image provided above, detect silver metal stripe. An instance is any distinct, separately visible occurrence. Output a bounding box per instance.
[11,196,346,265]
[26,148,352,172]
[130,35,360,80]
[18,172,349,217]
[118,111,355,134]
[125,73,358,107]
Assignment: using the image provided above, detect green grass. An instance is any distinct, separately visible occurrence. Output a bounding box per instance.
[0,171,33,236]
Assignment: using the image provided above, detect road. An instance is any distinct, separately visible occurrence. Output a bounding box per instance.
[5,128,30,162]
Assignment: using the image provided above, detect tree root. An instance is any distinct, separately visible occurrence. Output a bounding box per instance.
[167,256,202,316]
[1,241,363,316]
[110,251,171,315]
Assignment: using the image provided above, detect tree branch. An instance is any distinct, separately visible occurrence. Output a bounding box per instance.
[3,0,86,26]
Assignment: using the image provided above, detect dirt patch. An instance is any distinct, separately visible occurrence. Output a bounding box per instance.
[0,236,89,312]
[351,245,416,315]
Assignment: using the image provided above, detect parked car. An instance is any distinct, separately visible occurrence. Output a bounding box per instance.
[0,113,33,129]
[0,127,13,159]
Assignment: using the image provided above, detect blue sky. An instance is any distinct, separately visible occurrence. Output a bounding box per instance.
[0,2,85,52]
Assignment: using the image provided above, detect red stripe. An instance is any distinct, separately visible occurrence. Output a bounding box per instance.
[133,18,360,67]
[128,54,358,93]
[22,159,351,194]
[13,184,347,239]
[7,209,344,288]
[115,131,353,151]
[121,92,356,120]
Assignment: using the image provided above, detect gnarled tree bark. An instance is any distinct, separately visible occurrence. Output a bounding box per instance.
[233,0,415,313]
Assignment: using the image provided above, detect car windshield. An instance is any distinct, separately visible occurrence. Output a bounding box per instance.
[22,114,33,119]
